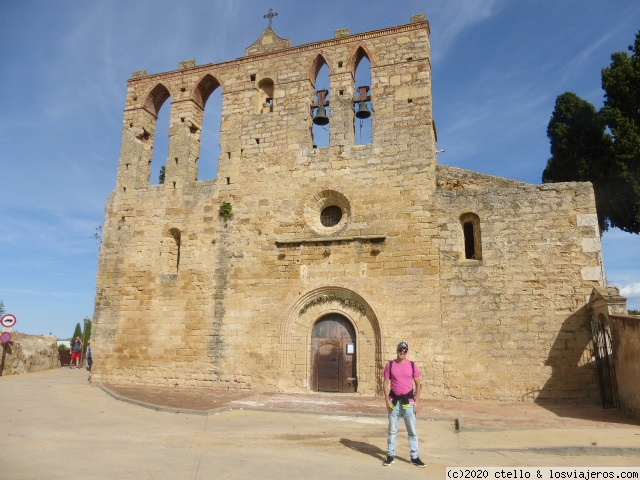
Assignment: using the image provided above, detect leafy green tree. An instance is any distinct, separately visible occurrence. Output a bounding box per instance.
[82,319,92,357]
[71,323,82,343]
[543,31,640,234]
[543,93,613,231]
[159,165,166,184]
[0,300,5,316]
[84,319,92,342]
[599,32,640,234]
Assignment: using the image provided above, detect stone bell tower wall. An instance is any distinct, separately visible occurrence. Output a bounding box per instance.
[91,17,439,394]
[112,18,434,194]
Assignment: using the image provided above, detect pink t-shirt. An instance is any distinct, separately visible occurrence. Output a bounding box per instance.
[384,360,421,396]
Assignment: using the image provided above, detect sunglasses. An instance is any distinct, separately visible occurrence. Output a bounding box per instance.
[397,348,408,353]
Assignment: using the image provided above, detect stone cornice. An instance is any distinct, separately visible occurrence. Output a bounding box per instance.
[275,234,387,247]
[128,20,430,85]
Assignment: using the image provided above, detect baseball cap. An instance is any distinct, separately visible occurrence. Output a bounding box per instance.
[397,342,409,350]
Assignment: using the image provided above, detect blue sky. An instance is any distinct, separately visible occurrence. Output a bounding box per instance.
[1,0,639,337]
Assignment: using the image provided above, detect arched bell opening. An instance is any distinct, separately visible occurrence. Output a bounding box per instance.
[310,313,357,393]
[194,74,223,181]
[354,58,372,145]
[143,83,172,186]
[350,46,373,145]
[310,54,331,148]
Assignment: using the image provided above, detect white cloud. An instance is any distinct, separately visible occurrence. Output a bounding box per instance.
[430,0,501,63]
[561,32,613,84]
[620,283,640,299]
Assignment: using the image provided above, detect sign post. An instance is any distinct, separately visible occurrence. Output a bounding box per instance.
[0,314,17,377]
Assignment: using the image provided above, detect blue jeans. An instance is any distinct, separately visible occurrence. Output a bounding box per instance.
[387,402,419,458]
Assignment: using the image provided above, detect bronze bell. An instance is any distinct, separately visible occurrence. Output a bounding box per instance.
[355,102,371,119]
[313,105,329,125]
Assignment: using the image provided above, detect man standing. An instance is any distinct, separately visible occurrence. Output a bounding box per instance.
[70,337,82,369]
[382,341,426,467]
[86,340,93,372]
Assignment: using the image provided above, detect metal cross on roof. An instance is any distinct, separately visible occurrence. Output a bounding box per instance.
[263,8,278,28]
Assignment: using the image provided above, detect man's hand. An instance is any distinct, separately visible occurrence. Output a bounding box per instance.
[385,396,394,413]
[383,378,392,413]
[413,376,421,415]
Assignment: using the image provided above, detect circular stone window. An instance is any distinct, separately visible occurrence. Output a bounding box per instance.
[305,190,351,235]
[321,205,342,227]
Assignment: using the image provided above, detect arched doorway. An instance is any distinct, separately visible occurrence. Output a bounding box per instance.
[311,314,357,393]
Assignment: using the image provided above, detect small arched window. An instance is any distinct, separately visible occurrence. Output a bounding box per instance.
[166,228,181,273]
[460,213,482,260]
[257,78,274,113]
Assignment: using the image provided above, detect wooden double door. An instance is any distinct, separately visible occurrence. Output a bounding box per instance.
[311,314,357,393]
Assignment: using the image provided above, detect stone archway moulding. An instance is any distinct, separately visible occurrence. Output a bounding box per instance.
[279,285,385,395]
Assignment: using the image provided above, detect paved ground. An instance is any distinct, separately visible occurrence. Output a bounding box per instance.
[2,368,640,480]
[103,380,640,430]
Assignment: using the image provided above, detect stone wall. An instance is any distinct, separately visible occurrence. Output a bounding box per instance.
[434,178,602,401]
[589,287,639,418]
[91,15,606,402]
[1,333,59,376]
[610,314,640,417]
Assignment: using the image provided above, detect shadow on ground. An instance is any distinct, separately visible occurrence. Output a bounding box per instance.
[340,438,386,461]
[533,400,640,426]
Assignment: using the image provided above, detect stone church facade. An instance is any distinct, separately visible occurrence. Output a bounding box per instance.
[91,14,607,402]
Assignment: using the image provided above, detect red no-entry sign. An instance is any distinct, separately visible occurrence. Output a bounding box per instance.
[0,332,12,344]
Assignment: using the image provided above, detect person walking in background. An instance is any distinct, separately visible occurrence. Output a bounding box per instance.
[382,341,426,468]
[86,340,93,372]
[70,337,82,369]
